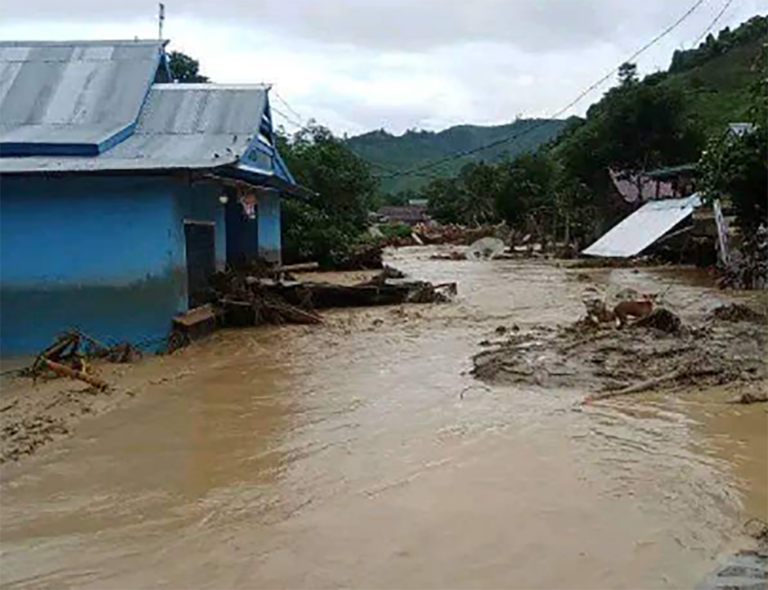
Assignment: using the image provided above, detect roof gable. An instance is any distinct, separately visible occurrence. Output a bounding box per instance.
[0,40,165,156]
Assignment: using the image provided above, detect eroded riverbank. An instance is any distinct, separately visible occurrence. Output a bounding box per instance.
[1,247,766,589]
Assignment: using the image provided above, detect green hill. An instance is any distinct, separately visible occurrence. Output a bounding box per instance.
[347,119,568,195]
[661,14,766,136]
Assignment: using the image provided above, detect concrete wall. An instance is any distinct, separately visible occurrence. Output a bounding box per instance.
[0,174,226,355]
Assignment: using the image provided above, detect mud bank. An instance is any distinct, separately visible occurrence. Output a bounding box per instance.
[473,306,767,401]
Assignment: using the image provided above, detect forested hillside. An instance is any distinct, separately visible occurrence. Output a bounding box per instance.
[347,119,568,195]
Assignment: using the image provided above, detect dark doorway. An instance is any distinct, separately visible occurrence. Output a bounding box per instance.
[184,221,216,308]
[225,195,258,267]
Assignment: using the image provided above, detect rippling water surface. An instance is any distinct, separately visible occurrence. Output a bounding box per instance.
[1,248,765,589]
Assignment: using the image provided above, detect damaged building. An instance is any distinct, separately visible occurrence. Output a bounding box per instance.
[0,40,306,354]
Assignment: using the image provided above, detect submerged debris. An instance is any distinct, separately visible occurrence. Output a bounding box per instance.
[210,266,456,329]
[696,549,768,590]
[335,242,385,271]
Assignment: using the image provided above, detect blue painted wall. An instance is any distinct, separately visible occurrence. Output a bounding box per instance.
[257,189,281,265]
[0,174,227,355]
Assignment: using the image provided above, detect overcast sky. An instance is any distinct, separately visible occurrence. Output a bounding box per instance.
[1,0,764,136]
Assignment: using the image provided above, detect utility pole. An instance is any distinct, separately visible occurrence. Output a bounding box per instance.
[158,3,165,41]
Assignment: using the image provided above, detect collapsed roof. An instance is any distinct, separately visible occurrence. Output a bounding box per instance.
[582,194,702,258]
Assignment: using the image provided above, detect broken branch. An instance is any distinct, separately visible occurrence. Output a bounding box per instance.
[42,359,108,391]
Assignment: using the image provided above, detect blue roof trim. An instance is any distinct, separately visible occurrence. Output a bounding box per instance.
[0,121,140,157]
[0,143,99,157]
[0,41,168,158]
[232,90,302,194]
[273,149,296,184]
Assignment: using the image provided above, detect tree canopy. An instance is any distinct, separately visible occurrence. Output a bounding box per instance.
[167,51,209,83]
[277,125,378,265]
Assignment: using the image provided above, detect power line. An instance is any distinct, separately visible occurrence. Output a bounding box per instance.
[693,0,737,47]
[271,105,307,130]
[272,90,308,125]
[378,0,711,180]
[269,93,428,179]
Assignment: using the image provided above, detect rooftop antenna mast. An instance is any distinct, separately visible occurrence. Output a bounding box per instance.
[158,3,165,41]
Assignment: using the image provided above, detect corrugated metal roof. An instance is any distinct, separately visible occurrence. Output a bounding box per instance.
[138,84,267,136]
[582,194,702,258]
[728,123,756,137]
[0,84,271,173]
[0,40,164,155]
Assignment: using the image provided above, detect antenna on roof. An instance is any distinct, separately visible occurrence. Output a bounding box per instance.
[158,3,166,41]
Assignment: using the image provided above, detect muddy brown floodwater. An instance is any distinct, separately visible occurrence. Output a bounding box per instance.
[1,247,766,589]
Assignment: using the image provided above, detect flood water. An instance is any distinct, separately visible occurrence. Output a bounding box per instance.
[1,248,766,589]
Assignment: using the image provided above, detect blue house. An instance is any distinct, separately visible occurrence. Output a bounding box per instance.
[0,40,306,355]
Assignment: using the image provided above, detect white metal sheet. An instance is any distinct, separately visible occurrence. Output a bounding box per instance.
[582,194,702,258]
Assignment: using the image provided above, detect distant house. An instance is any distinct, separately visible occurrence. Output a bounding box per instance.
[0,40,307,354]
[727,122,756,138]
[376,205,430,226]
[610,165,696,204]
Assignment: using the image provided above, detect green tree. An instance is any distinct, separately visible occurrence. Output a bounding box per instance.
[424,162,503,226]
[593,81,703,176]
[282,125,377,227]
[425,177,464,224]
[168,51,209,83]
[496,153,555,229]
[618,62,639,86]
[700,43,768,232]
[277,125,378,265]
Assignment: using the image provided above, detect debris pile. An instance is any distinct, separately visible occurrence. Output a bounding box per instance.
[472,303,766,402]
[412,223,497,246]
[210,266,457,329]
[634,308,683,334]
[335,241,385,270]
[20,330,142,390]
[718,225,768,290]
[707,303,768,324]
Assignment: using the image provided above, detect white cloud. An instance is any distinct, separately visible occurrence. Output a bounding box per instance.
[0,0,764,135]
